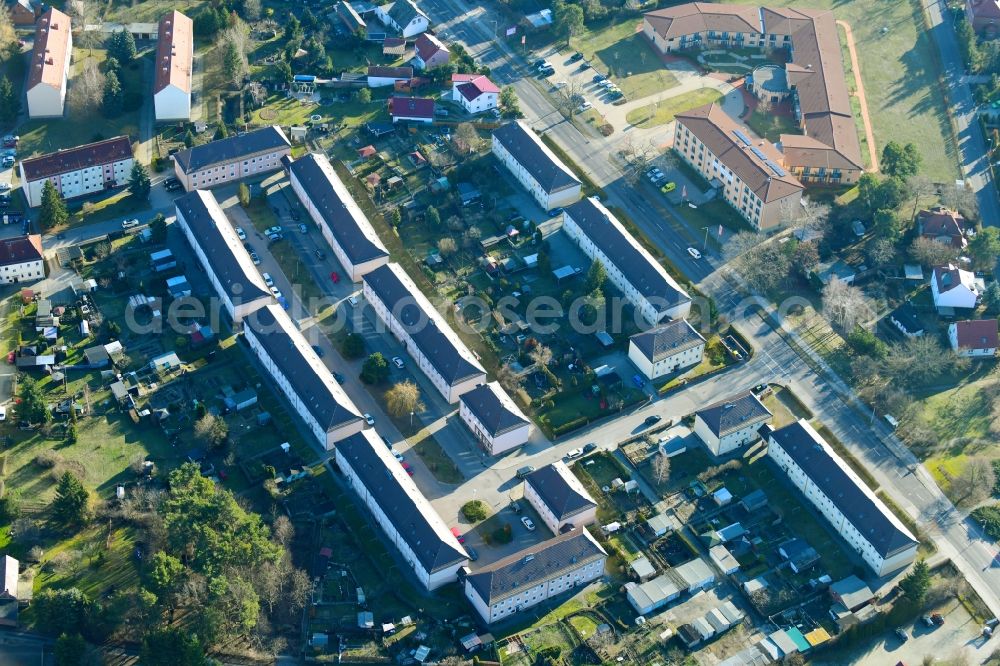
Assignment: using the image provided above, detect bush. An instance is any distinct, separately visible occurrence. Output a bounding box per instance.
[491,522,513,544]
[34,451,64,469]
[461,500,489,522]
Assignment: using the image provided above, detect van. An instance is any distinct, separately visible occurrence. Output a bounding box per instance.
[884,414,899,429]
[516,465,535,478]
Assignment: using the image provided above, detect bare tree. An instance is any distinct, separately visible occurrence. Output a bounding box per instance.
[0,3,16,55]
[909,236,959,267]
[940,181,979,221]
[885,336,970,389]
[723,231,766,262]
[272,514,294,547]
[949,457,995,508]
[454,122,480,154]
[652,453,671,485]
[437,237,457,257]
[496,363,524,393]
[529,344,553,368]
[782,198,830,240]
[821,277,875,332]
[67,60,105,115]
[907,173,937,222]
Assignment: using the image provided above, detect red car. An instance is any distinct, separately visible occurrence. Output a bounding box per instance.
[330,271,340,283]
[400,461,414,476]
[450,527,465,543]
[6,351,13,364]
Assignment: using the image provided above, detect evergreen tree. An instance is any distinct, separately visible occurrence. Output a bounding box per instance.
[39,181,69,230]
[102,70,123,117]
[51,472,90,528]
[183,129,195,148]
[15,376,49,423]
[106,29,136,65]
[360,352,390,384]
[899,559,931,603]
[128,163,151,199]
[0,75,18,123]
[585,259,607,293]
[150,213,167,243]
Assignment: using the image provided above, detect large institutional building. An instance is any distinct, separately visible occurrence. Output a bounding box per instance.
[173,126,291,191]
[492,121,582,211]
[19,137,134,208]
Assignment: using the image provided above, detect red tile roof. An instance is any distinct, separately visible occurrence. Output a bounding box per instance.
[27,8,71,92]
[414,33,449,61]
[953,319,999,350]
[0,235,43,267]
[153,11,193,95]
[456,75,500,101]
[451,73,478,83]
[388,96,435,119]
[20,136,133,181]
[918,208,967,247]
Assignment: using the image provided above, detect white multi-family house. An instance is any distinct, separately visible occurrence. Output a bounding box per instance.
[766,419,919,576]
[19,136,133,208]
[931,264,983,311]
[452,74,500,114]
[153,11,193,121]
[628,319,706,379]
[288,153,389,282]
[173,125,291,191]
[563,197,692,324]
[464,528,606,624]
[458,382,531,455]
[336,429,468,590]
[523,461,598,534]
[174,189,272,323]
[492,120,582,210]
[948,319,998,358]
[375,0,429,38]
[26,8,72,118]
[244,305,365,449]
[693,390,772,456]
[363,263,486,403]
[0,235,44,285]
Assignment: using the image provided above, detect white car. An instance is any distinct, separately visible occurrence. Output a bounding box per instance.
[0,182,11,192]
[270,286,282,299]
[554,80,568,90]
[687,247,702,260]
[392,449,404,462]
[262,272,274,288]
[0,404,6,421]
[392,356,405,369]
[348,295,359,307]
[121,218,140,229]
[577,101,592,113]
[566,448,584,459]
[364,413,375,426]
[521,517,536,531]
[235,227,247,241]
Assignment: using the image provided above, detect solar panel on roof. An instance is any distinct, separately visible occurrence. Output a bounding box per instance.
[750,146,767,160]
[733,129,752,146]
[765,160,787,177]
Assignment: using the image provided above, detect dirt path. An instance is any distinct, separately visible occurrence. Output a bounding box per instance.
[837,19,880,173]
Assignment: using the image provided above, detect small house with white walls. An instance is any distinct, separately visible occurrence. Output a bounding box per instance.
[693,390,772,456]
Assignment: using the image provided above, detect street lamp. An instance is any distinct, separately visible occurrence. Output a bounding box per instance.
[410,410,414,427]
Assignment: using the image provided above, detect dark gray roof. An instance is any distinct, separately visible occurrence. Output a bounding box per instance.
[336,430,467,573]
[889,302,923,334]
[363,264,485,385]
[629,319,705,363]
[387,0,427,27]
[492,120,581,194]
[525,462,596,521]
[769,420,918,558]
[459,383,529,437]
[244,305,363,432]
[564,198,691,310]
[174,125,290,173]
[466,528,606,604]
[288,154,389,265]
[695,390,771,437]
[174,190,271,305]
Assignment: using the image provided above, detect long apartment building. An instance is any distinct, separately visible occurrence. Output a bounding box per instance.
[563,197,691,323]
[674,104,803,230]
[19,137,134,208]
[288,153,389,282]
[336,429,469,590]
[174,189,272,322]
[766,419,919,576]
[492,120,582,211]
[244,305,365,449]
[153,10,193,121]
[464,528,606,624]
[27,8,72,118]
[644,4,864,186]
[362,263,487,403]
[173,125,291,191]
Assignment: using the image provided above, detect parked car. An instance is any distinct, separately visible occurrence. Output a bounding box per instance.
[583,443,597,454]
[644,414,662,426]
[298,223,308,233]
[569,52,584,62]
[314,248,326,260]
[268,232,283,242]
[333,372,345,384]
[520,517,536,531]
[535,60,552,70]
[269,287,283,300]
[1,156,14,168]
[516,465,535,478]
[262,272,274,287]
[392,356,405,369]
[265,226,283,236]
[894,628,908,643]
[533,58,547,68]
[592,74,606,83]
[363,413,375,426]
[2,135,18,147]
[348,295,359,306]
[311,345,325,358]
[632,374,645,388]
[565,447,583,459]
[578,61,591,70]
[401,462,414,476]
[450,527,465,543]
[577,101,592,113]
[546,207,563,217]
[465,546,479,561]
[164,176,181,191]
[121,218,140,229]
[660,181,677,193]
[553,80,568,90]
[392,449,404,462]
[235,226,247,240]
[250,252,261,265]
[330,271,340,283]
[687,247,702,260]
[0,182,11,192]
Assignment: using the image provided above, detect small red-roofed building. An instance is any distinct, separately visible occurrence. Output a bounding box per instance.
[452,74,500,114]
[949,319,998,358]
[388,96,434,123]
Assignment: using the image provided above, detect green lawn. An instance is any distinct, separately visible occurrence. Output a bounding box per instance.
[254,94,382,130]
[570,20,680,101]
[714,0,959,181]
[745,109,799,143]
[625,88,725,128]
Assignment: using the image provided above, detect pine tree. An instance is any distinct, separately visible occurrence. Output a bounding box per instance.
[0,75,18,123]
[39,181,68,230]
[106,29,136,64]
[128,163,151,199]
[51,472,90,528]
[183,129,195,148]
[899,559,931,602]
[102,70,123,117]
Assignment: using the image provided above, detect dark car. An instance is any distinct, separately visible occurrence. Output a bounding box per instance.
[569,52,584,62]
[465,546,479,561]
[333,372,345,384]
[592,74,606,84]
[578,61,591,70]
[532,58,547,68]
[894,628,908,642]
[644,415,662,426]
[311,345,325,358]
[546,207,563,217]
[516,465,535,479]
[583,443,597,454]
[314,248,326,260]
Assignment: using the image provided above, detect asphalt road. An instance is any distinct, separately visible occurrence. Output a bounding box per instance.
[419,0,1000,623]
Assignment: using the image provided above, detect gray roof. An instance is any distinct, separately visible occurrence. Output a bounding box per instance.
[363,264,485,385]
[387,0,427,28]
[830,575,874,609]
[630,319,705,363]
[674,558,715,587]
[466,528,606,605]
[889,302,923,334]
[492,120,581,194]
[769,420,918,558]
[336,430,468,573]
[564,198,691,310]
[459,383,529,437]
[288,153,389,265]
[244,305,362,433]
[174,125,290,173]
[695,390,771,437]
[524,461,597,521]
[174,190,271,306]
